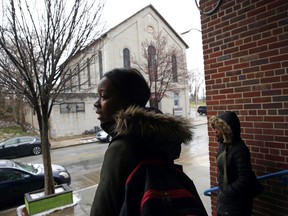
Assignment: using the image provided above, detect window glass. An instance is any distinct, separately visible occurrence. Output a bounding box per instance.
[150,92,159,108]
[77,64,81,90]
[174,92,179,106]
[172,55,178,82]
[1,169,27,181]
[4,138,19,146]
[69,69,73,90]
[60,102,85,113]
[87,58,91,86]
[148,45,157,81]
[76,103,85,112]
[16,161,37,173]
[99,50,103,79]
[19,137,34,143]
[123,48,131,68]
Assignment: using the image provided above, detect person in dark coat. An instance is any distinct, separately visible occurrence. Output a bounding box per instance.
[90,68,194,216]
[209,111,258,216]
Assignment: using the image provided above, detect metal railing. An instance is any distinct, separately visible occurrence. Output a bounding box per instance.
[204,169,288,196]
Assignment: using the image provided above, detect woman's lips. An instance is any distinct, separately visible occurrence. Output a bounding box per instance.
[96,111,103,120]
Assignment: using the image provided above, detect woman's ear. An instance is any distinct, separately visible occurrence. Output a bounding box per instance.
[120,98,132,110]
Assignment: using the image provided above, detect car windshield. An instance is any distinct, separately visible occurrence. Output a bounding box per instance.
[0,139,12,146]
[14,161,38,174]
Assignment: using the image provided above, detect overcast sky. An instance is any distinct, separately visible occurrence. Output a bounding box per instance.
[1,0,203,71]
[101,0,204,72]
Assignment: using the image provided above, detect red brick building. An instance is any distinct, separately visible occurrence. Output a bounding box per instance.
[199,0,288,215]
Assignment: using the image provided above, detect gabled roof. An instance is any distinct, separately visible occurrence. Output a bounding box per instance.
[103,4,189,48]
[70,4,189,62]
[89,4,189,50]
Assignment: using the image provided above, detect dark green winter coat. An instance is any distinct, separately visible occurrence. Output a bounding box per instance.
[90,106,193,216]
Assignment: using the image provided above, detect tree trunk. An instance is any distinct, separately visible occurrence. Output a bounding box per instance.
[19,97,25,131]
[41,105,55,195]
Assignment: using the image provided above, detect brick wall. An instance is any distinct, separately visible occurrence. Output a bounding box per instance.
[200,0,288,215]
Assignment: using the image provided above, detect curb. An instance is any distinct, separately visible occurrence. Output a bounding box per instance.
[50,140,102,150]
[49,118,207,150]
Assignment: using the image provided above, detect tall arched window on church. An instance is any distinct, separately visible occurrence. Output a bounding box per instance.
[123,48,131,68]
[148,45,157,81]
[172,54,178,82]
[99,50,103,78]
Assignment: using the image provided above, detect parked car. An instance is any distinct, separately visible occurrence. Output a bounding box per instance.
[96,130,112,143]
[0,136,42,159]
[197,106,207,115]
[0,159,71,208]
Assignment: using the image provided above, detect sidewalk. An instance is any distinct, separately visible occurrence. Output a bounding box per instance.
[3,115,211,216]
[49,114,208,149]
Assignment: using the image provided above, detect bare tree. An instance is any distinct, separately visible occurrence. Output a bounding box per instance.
[187,68,204,105]
[0,85,5,119]
[0,0,105,195]
[132,31,188,108]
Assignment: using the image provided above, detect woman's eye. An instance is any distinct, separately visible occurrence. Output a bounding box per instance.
[99,95,107,99]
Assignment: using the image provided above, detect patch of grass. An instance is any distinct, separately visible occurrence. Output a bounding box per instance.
[0,126,37,142]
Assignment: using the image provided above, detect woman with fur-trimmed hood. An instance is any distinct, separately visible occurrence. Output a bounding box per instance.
[90,68,194,216]
[209,111,258,216]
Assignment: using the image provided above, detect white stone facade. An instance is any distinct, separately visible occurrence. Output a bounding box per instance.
[26,5,190,139]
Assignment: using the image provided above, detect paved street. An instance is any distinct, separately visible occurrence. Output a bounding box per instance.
[1,115,211,216]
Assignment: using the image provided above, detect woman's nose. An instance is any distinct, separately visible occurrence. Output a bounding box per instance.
[94,99,99,108]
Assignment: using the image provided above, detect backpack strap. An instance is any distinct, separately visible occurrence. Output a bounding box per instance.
[121,158,208,216]
[126,159,178,184]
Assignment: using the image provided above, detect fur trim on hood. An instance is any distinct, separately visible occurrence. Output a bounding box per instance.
[209,111,241,143]
[114,106,193,145]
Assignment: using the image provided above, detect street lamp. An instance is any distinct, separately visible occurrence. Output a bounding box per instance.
[180,27,203,117]
[180,28,202,35]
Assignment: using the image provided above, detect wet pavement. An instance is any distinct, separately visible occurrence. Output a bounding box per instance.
[1,115,211,216]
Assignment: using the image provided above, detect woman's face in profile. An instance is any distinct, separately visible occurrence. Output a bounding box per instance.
[94,77,126,124]
[212,127,223,140]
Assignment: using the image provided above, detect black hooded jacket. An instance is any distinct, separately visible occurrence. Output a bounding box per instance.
[90,106,193,216]
[210,111,256,216]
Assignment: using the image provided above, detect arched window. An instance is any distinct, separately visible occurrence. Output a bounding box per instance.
[172,54,178,82]
[98,50,103,78]
[77,64,81,90]
[148,45,157,81]
[173,92,179,106]
[87,58,91,87]
[123,48,131,68]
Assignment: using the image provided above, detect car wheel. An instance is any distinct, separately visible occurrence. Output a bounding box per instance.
[108,136,112,142]
[105,135,110,143]
[32,146,42,155]
[54,180,61,186]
